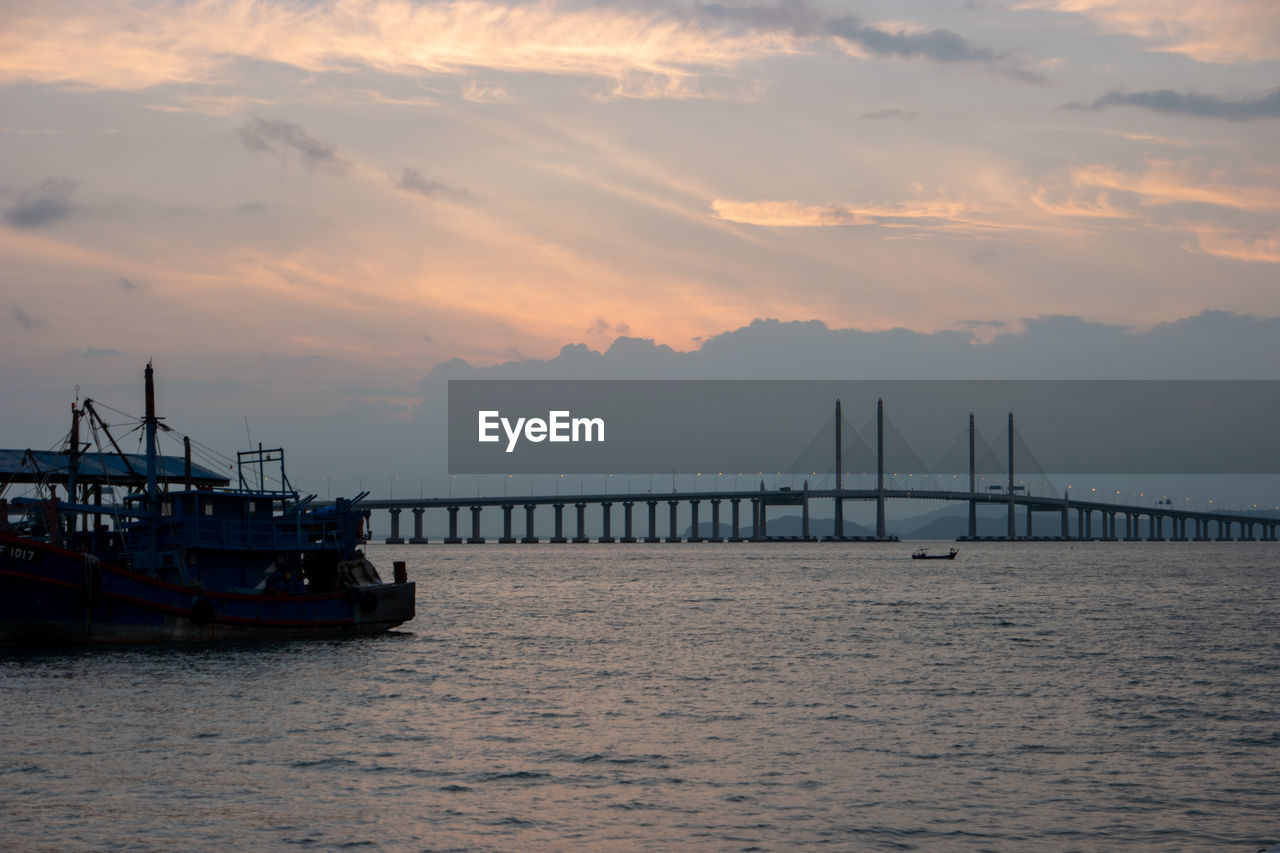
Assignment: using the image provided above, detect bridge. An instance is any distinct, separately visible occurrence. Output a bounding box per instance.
[363,400,1279,545]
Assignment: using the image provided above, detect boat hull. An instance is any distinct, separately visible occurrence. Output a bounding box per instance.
[0,534,415,646]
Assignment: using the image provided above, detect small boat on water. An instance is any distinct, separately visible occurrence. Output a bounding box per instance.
[0,363,415,645]
[911,547,959,560]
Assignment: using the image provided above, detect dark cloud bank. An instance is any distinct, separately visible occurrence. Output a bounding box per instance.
[4,178,76,228]
[422,311,1280,385]
[237,117,346,169]
[695,0,1043,81]
[1070,86,1280,121]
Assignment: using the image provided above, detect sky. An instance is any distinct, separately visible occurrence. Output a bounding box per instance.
[2,0,1279,498]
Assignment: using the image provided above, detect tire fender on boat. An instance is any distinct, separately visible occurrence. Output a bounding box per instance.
[359,589,379,614]
[82,554,102,597]
[190,597,216,624]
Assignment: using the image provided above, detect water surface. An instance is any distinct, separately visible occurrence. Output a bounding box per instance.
[3,542,1278,851]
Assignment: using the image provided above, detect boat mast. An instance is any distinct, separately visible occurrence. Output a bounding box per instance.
[144,361,159,507]
[67,400,81,534]
[144,362,160,571]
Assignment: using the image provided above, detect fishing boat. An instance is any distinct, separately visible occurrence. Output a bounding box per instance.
[911,547,959,560]
[0,363,414,645]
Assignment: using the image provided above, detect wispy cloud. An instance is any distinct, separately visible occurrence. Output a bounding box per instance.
[4,177,76,228]
[11,305,45,329]
[237,117,347,170]
[1034,159,1280,263]
[1069,160,1280,212]
[0,0,788,97]
[0,0,1040,99]
[1190,227,1280,263]
[710,196,1034,234]
[1017,0,1280,63]
[695,1,1042,80]
[1030,187,1128,219]
[394,168,455,200]
[462,80,509,104]
[861,108,917,120]
[1069,87,1280,121]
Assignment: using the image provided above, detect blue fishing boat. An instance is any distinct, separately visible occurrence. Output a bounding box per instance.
[0,363,414,645]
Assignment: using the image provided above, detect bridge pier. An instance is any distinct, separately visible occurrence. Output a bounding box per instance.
[645,500,660,543]
[410,507,427,544]
[1263,523,1278,542]
[1217,519,1233,541]
[499,504,516,543]
[1025,505,1032,539]
[666,499,681,542]
[1124,512,1141,542]
[467,505,485,544]
[573,502,589,543]
[1240,521,1255,541]
[1171,516,1187,541]
[801,483,811,540]
[750,497,760,540]
[730,498,742,542]
[522,503,539,543]
[707,498,724,542]
[758,497,769,540]
[551,502,567,543]
[599,501,615,543]
[385,507,404,544]
[445,505,461,543]
[621,500,636,543]
[688,499,702,542]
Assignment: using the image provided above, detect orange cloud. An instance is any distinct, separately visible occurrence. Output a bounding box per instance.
[1018,0,1280,62]
[1190,227,1280,263]
[710,197,1015,233]
[1069,160,1280,211]
[0,0,796,98]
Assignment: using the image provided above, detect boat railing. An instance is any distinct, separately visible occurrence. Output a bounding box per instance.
[122,515,356,552]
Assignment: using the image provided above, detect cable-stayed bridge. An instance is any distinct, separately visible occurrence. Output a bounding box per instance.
[364,400,1279,544]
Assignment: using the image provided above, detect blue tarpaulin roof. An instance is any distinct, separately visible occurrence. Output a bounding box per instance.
[0,449,231,488]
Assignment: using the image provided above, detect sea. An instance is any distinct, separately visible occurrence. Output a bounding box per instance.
[2,541,1278,852]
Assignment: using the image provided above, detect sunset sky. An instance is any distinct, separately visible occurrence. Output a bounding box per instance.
[3,0,1279,486]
